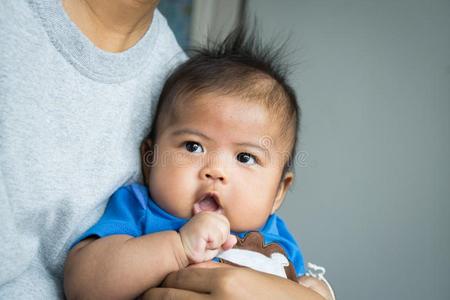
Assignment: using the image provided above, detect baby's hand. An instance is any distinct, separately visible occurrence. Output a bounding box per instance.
[179,212,237,264]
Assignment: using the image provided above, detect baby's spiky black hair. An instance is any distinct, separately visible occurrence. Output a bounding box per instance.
[149,21,300,175]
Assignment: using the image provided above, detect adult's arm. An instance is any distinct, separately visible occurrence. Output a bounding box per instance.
[142,263,327,300]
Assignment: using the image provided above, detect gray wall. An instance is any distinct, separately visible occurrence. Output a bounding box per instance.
[246,0,450,299]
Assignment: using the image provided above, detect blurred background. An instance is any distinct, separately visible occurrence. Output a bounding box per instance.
[158,0,450,299]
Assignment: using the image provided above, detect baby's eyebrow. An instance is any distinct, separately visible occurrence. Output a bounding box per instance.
[171,129,212,141]
[234,142,267,153]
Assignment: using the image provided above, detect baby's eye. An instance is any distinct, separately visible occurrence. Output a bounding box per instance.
[185,141,204,153]
[236,152,257,165]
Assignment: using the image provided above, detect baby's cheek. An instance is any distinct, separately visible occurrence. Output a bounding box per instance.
[228,199,271,231]
[157,170,198,218]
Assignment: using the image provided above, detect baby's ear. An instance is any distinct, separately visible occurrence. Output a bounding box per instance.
[271,172,294,213]
[140,138,153,183]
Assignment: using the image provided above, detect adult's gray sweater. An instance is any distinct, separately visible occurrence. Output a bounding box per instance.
[0,0,185,298]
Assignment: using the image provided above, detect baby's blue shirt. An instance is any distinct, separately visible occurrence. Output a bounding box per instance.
[75,183,306,276]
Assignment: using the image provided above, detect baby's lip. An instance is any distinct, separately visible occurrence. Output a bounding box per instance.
[193,192,223,215]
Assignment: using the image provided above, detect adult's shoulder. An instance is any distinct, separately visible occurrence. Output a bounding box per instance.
[151,9,187,69]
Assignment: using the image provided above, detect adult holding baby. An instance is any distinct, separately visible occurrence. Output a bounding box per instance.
[0,0,328,299]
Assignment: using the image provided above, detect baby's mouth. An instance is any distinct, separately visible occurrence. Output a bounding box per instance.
[193,192,223,215]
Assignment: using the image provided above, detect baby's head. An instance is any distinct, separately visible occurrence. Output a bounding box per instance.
[141,24,300,232]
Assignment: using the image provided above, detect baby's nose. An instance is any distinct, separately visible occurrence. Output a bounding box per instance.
[200,167,227,184]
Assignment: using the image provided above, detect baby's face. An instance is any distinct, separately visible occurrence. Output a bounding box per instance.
[143,92,293,232]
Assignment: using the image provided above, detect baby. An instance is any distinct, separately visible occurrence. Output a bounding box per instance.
[64,24,334,300]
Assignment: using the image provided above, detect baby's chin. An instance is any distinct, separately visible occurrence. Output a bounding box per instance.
[221,217,265,233]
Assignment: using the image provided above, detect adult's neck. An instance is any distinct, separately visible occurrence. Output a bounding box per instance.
[62,0,159,52]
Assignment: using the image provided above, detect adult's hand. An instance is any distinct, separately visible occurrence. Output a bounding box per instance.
[141,262,325,300]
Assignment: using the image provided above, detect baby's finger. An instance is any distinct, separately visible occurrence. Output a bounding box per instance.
[221,234,237,250]
[206,225,230,249]
[203,248,220,261]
